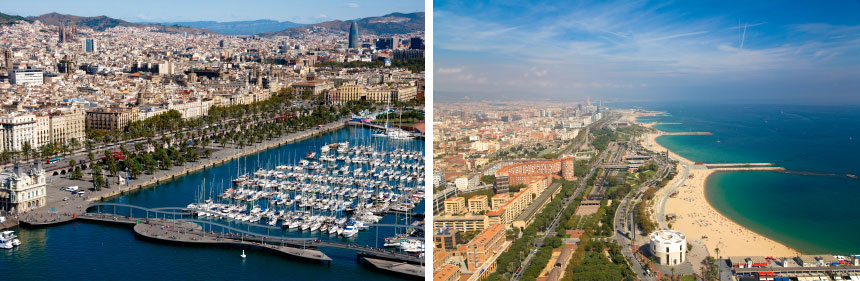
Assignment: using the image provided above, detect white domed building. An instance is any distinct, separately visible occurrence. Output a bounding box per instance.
[649,230,687,265]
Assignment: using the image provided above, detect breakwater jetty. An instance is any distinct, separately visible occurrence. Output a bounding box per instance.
[663,132,713,136]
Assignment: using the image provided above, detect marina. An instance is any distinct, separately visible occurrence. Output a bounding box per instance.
[185,139,426,252]
[0,126,425,280]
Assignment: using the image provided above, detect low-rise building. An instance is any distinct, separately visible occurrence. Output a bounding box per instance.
[433,264,461,281]
[434,214,490,233]
[0,163,47,213]
[9,68,43,85]
[650,230,687,266]
[86,107,140,131]
[468,195,489,213]
[444,196,466,215]
[0,113,37,152]
[434,228,461,250]
[458,223,506,275]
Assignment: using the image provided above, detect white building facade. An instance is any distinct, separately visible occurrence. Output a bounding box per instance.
[0,163,47,213]
[650,230,687,265]
[9,68,44,85]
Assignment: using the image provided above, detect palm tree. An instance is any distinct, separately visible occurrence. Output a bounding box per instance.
[21,141,32,161]
[68,138,79,152]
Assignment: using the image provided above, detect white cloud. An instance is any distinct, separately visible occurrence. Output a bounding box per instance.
[345,3,359,8]
[435,2,860,100]
[437,67,463,74]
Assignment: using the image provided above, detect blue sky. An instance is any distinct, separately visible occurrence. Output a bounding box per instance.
[4,0,423,23]
[434,1,860,104]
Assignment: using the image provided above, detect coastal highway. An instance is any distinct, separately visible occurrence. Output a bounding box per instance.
[614,192,655,281]
[612,136,673,281]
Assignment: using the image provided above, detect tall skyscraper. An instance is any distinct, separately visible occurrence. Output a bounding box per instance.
[348,21,359,49]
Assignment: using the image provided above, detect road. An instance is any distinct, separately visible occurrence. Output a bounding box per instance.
[654,160,689,229]
[611,136,673,281]
[19,103,324,174]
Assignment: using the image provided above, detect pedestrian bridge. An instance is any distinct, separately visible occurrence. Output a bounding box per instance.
[83,203,424,264]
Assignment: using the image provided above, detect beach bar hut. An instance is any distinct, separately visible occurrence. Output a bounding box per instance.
[797,255,821,267]
[730,256,751,268]
[750,256,769,267]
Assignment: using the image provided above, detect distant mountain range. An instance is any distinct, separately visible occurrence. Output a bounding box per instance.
[0,11,31,25]
[146,19,304,35]
[0,11,423,36]
[262,12,424,37]
[23,12,212,34]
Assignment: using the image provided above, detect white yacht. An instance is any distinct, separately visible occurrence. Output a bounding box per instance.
[342,225,358,237]
[0,230,21,248]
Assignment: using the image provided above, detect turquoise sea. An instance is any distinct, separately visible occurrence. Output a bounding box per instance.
[633,103,860,254]
[0,127,424,280]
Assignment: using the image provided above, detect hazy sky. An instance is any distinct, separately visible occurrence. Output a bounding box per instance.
[4,0,423,24]
[435,1,860,104]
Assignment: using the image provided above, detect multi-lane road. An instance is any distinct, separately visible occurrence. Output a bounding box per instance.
[611,137,673,280]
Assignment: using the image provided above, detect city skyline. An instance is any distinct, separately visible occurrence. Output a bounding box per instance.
[435,0,860,105]
[2,0,424,24]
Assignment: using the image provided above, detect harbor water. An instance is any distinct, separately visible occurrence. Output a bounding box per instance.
[0,126,424,280]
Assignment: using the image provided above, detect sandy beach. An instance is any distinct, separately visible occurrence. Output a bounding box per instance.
[636,116,800,257]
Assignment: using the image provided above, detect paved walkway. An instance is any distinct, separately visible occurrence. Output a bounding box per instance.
[20,121,347,226]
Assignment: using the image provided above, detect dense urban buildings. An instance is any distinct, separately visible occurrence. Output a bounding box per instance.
[0,17,423,168]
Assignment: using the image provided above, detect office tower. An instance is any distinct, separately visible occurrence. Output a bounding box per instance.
[348,21,359,49]
[83,38,96,53]
[376,38,394,50]
[410,37,423,50]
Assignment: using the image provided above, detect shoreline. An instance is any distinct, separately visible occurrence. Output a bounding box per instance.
[636,116,800,257]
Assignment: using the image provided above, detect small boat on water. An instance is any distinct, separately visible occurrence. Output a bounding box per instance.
[343,224,359,237]
[0,230,21,249]
[241,250,246,259]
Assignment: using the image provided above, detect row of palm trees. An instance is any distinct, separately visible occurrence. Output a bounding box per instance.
[69,87,377,190]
